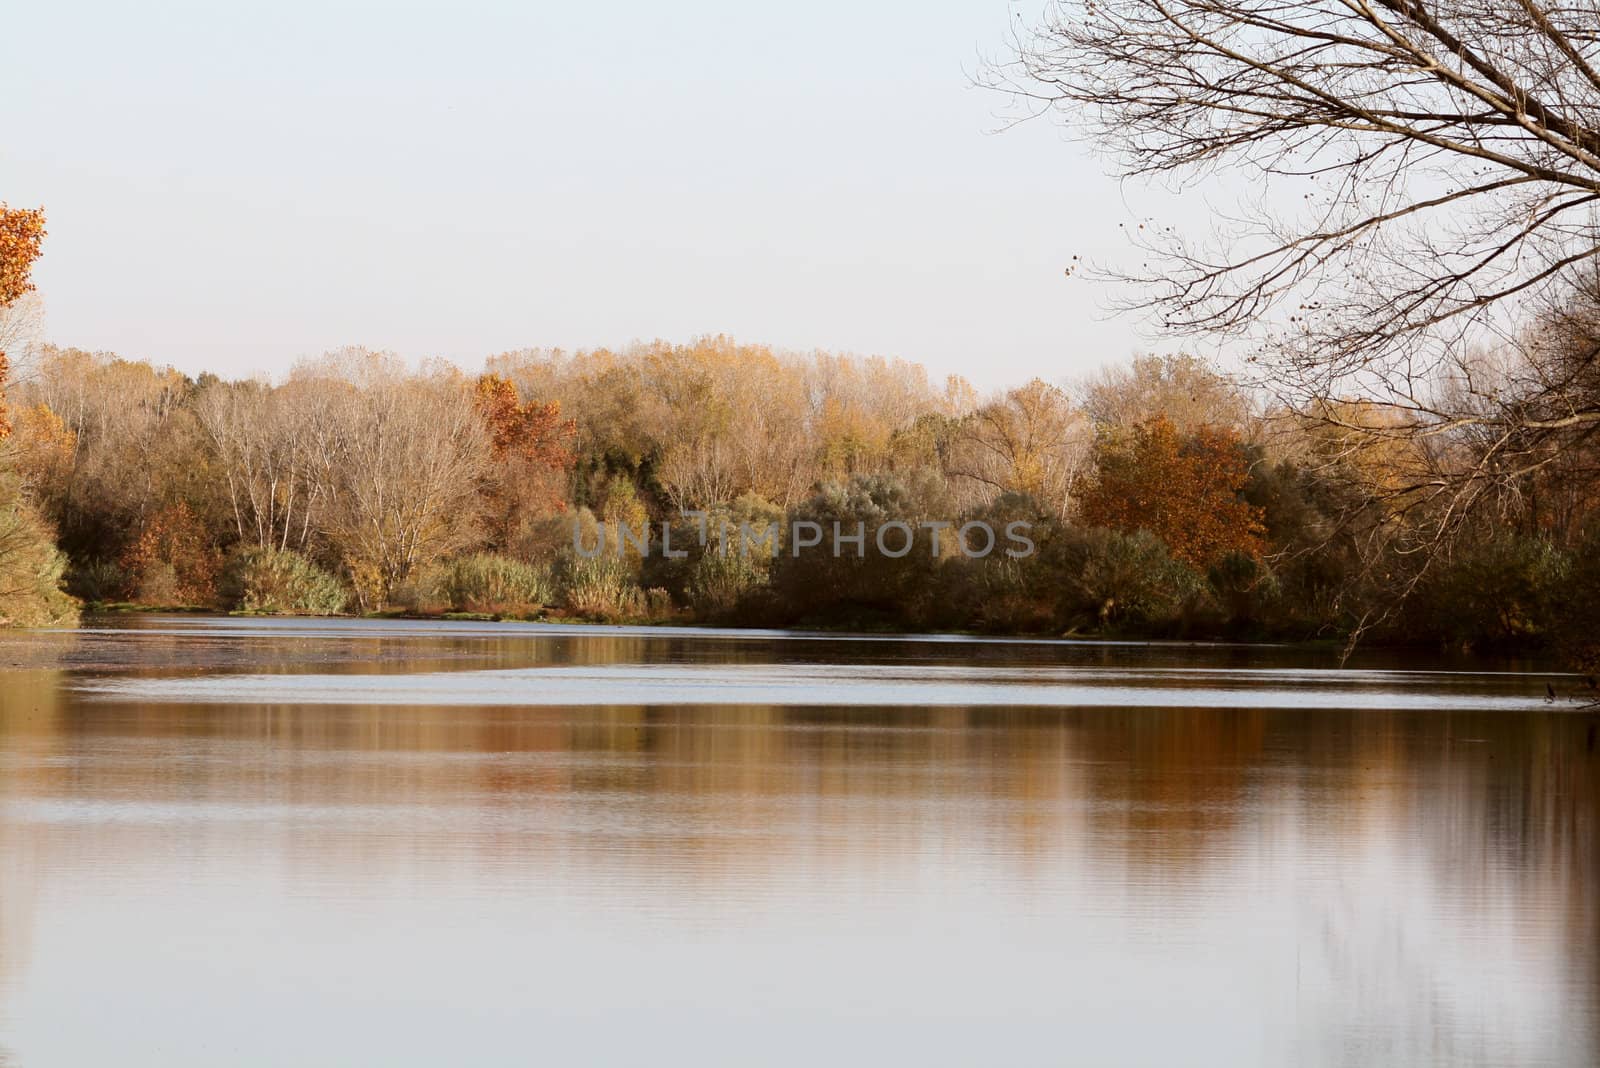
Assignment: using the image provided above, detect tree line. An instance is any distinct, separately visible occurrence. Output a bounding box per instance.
[2,307,1598,661]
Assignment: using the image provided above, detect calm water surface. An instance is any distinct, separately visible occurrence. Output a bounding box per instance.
[1,615,1596,1066]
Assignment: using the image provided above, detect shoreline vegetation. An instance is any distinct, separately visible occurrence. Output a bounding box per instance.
[1,335,1597,661]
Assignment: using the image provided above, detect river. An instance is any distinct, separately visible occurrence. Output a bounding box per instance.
[0,615,1594,1066]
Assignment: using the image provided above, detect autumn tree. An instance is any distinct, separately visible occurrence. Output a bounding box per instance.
[1079,415,1265,568]
[0,205,47,441]
[297,351,490,609]
[807,353,936,484]
[1000,1,1600,569]
[119,500,220,605]
[644,339,815,509]
[486,337,935,512]
[0,206,74,625]
[7,403,75,497]
[486,346,663,511]
[946,378,1091,519]
[22,347,209,559]
[197,379,315,552]
[473,372,576,552]
[475,374,575,468]
[1080,355,1251,437]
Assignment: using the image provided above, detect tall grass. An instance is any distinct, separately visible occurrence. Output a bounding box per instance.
[556,554,645,618]
[220,548,349,616]
[396,553,553,616]
[441,554,553,615]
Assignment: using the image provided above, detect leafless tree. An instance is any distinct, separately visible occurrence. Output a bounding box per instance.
[293,350,489,609]
[946,378,1093,519]
[195,377,329,553]
[1079,354,1255,435]
[997,0,1600,595]
[0,295,44,381]
[25,347,196,535]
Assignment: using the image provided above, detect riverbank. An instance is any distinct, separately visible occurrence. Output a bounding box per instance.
[1,609,1567,680]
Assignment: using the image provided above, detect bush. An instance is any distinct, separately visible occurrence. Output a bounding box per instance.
[642,495,784,617]
[507,510,580,564]
[1050,527,1204,631]
[1415,536,1569,649]
[769,473,951,627]
[1555,527,1600,673]
[685,549,768,617]
[1208,551,1280,630]
[390,565,449,615]
[954,555,1058,633]
[119,501,220,606]
[0,472,78,627]
[66,558,129,602]
[220,548,349,616]
[438,553,552,615]
[643,587,675,620]
[134,561,184,606]
[555,553,645,619]
[933,494,1058,633]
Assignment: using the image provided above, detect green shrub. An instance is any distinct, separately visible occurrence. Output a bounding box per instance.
[1051,527,1204,630]
[66,558,130,602]
[1415,536,1569,649]
[769,473,951,626]
[1208,551,1280,629]
[556,553,645,619]
[640,495,783,613]
[643,587,675,621]
[1555,526,1600,673]
[0,475,78,627]
[391,564,450,614]
[220,548,349,616]
[685,549,768,617]
[958,554,1059,633]
[438,553,552,615]
[932,494,1058,632]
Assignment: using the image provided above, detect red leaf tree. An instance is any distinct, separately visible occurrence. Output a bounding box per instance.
[1079,414,1265,569]
[473,374,577,552]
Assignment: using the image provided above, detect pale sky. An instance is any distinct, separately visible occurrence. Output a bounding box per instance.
[2,0,1175,389]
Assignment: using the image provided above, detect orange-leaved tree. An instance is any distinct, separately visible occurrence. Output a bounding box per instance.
[1078,414,1265,569]
[119,501,221,606]
[475,374,576,468]
[473,374,577,551]
[0,205,47,441]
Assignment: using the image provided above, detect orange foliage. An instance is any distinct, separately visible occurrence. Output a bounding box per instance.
[1079,414,1265,568]
[0,205,45,308]
[0,354,12,444]
[473,374,577,545]
[120,502,221,605]
[0,204,47,441]
[10,402,76,491]
[474,374,576,468]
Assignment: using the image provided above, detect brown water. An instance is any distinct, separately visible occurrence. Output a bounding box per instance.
[0,615,1596,1066]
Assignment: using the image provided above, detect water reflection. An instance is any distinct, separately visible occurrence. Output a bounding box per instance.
[0,616,1595,1066]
